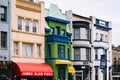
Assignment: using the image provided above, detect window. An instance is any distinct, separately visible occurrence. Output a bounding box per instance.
[95,68,98,80]
[25,19,30,32]
[1,32,7,49]
[18,17,22,30]
[74,48,80,60]
[22,43,33,57]
[14,42,19,55]
[56,27,60,35]
[68,48,70,59]
[62,30,65,36]
[58,67,65,80]
[37,44,41,57]
[105,35,108,42]
[51,28,54,34]
[1,6,7,21]
[100,34,103,41]
[96,33,99,40]
[58,45,65,58]
[95,49,98,60]
[74,48,90,61]
[74,28,80,39]
[80,28,88,39]
[47,44,51,58]
[33,20,38,33]
[86,48,90,60]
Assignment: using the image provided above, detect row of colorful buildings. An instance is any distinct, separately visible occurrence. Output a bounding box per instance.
[0,0,112,80]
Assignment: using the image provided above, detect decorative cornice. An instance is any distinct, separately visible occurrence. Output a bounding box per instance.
[16,0,41,13]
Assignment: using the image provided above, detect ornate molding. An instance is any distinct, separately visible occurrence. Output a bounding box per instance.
[16,0,41,13]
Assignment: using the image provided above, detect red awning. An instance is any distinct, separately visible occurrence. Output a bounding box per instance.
[13,62,53,76]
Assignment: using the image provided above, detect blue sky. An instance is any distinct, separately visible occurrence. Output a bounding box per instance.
[44,0,120,46]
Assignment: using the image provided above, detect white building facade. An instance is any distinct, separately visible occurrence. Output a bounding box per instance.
[91,16,112,80]
[67,11,112,80]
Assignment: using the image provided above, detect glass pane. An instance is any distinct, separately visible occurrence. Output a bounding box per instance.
[37,44,41,57]
[26,19,30,26]
[74,48,80,60]
[74,28,80,39]
[1,7,5,14]
[18,18,22,25]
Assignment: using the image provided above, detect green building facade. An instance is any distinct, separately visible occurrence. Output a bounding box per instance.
[45,4,74,80]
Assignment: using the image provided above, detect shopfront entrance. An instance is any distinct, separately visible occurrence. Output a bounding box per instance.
[58,67,65,80]
[75,71,83,80]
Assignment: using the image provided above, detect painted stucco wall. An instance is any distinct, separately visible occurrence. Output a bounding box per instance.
[0,0,11,61]
[11,0,45,63]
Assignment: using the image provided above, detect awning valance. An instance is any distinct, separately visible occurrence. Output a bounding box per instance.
[68,66,75,73]
[55,60,73,65]
[13,62,53,76]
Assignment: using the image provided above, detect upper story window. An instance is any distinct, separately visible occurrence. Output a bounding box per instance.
[96,33,99,40]
[62,30,65,36]
[68,48,70,60]
[51,28,54,34]
[25,19,30,32]
[18,17,23,30]
[74,48,80,60]
[1,6,7,22]
[74,27,89,40]
[22,43,33,57]
[100,34,103,41]
[56,27,60,35]
[58,45,65,59]
[74,28,80,39]
[47,44,51,58]
[81,28,89,39]
[74,48,90,61]
[1,31,7,49]
[14,42,19,56]
[37,44,41,57]
[95,49,98,60]
[105,35,108,42]
[33,20,38,33]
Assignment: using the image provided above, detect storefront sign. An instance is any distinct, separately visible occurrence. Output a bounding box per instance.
[21,72,53,76]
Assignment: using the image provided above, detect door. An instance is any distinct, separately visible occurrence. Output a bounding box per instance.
[75,71,83,80]
[58,67,65,80]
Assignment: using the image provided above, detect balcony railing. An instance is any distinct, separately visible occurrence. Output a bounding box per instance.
[46,34,69,43]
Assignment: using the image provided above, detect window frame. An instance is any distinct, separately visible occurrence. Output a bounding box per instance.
[18,17,23,30]
[37,44,41,57]
[32,20,38,33]
[14,42,19,56]
[1,6,7,22]
[74,28,80,39]
[58,44,65,59]
[95,49,99,60]
[1,31,7,49]
[22,43,33,57]
[25,19,30,32]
